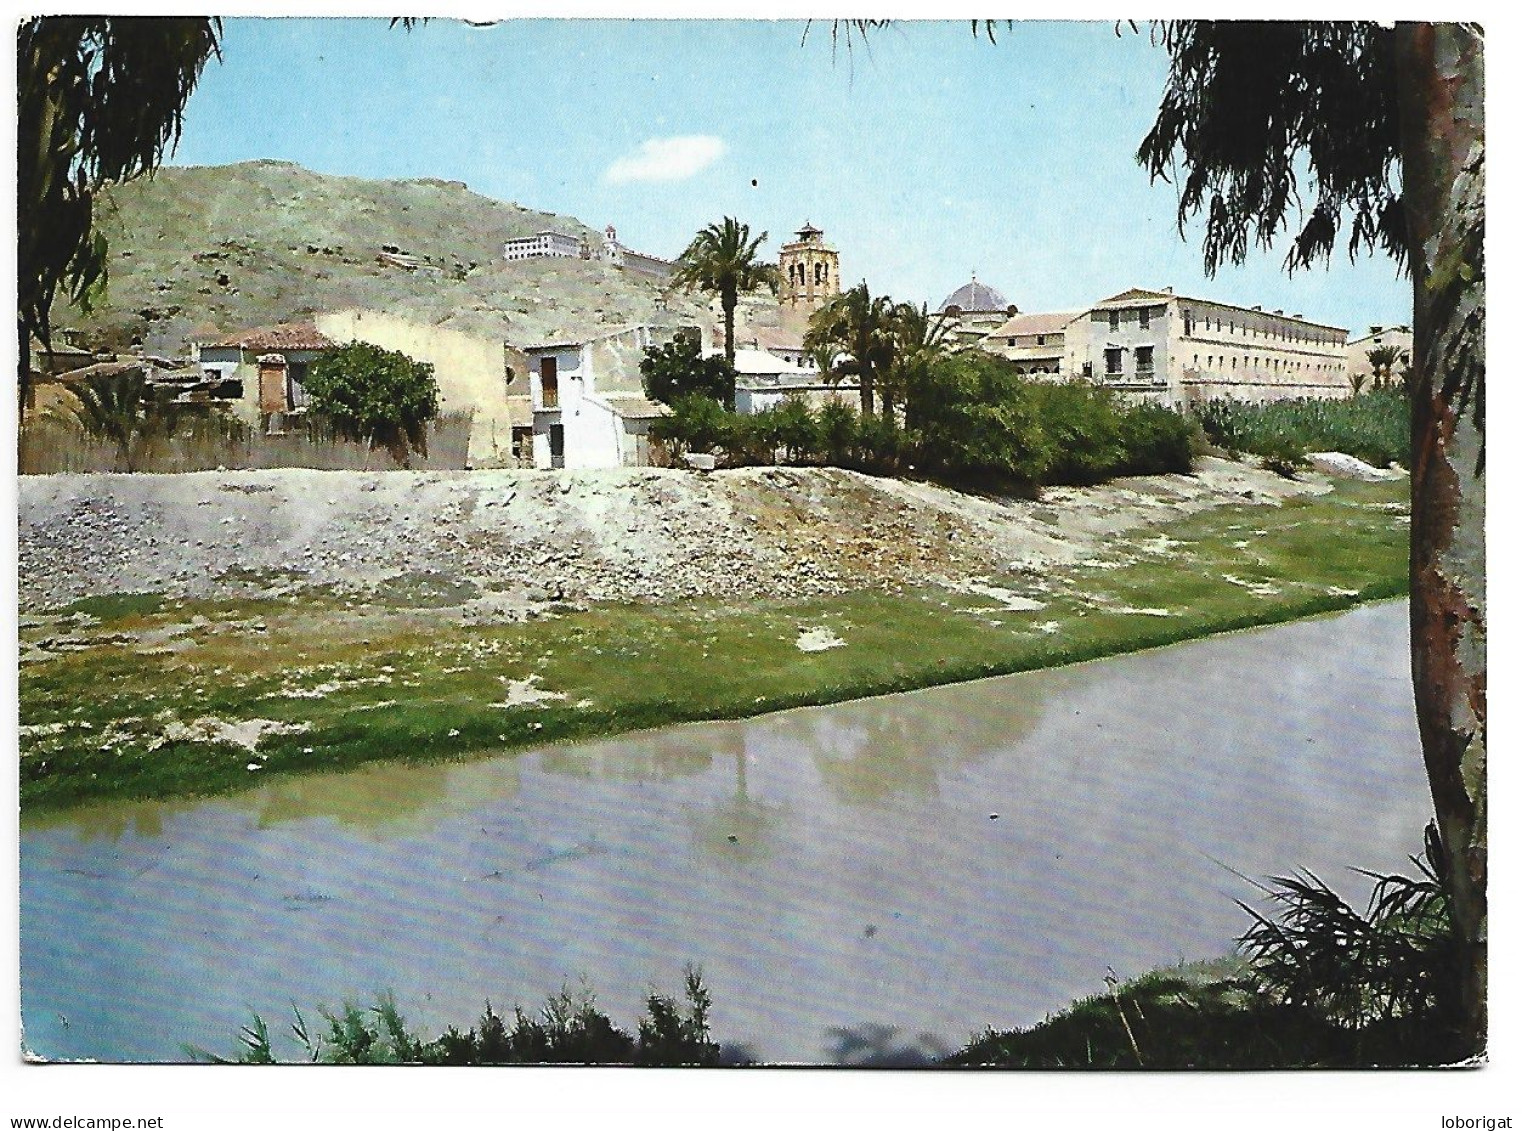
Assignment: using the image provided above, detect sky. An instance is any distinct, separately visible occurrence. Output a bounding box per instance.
[163,17,1414,336]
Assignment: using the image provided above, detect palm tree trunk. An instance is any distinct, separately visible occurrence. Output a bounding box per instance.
[859,370,875,417]
[723,295,737,412]
[1395,21,1486,1059]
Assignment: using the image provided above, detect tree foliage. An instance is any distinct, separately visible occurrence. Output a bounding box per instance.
[303,342,439,463]
[639,331,735,407]
[1138,22,1405,276]
[17,17,222,403]
[671,217,780,380]
[804,282,898,417]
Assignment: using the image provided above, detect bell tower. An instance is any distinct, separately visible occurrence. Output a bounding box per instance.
[778,221,840,326]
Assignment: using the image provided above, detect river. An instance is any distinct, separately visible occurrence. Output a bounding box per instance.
[20,601,1431,1064]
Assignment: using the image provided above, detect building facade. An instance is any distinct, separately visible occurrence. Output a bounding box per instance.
[778,222,840,324]
[1346,325,1414,391]
[976,311,1084,376]
[523,325,693,469]
[194,322,338,433]
[503,231,585,262]
[1075,288,1350,405]
[315,309,531,468]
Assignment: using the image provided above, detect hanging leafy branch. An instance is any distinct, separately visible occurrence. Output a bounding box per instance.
[17,17,222,404]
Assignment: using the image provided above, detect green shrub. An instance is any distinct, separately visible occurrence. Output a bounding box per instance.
[771,397,821,463]
[208,968,721,1066]
[640,331,736,408]
[1027,382,1128,485]
[1115,402,1197,476]
[1191,389,1409,468]
[304,341,439,463]
[817,400,858,466]
[650,393,733,455]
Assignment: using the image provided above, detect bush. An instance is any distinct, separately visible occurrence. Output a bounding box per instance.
[1191,389,1409,468]
[1115,402,1198,477]
[304,341,439,464]
[817,400,858,467]
[640,332,735,408]
[209,968,721,1066]
[771,397,821,463]
[650,393,733,456]
[1025,382,1128,485]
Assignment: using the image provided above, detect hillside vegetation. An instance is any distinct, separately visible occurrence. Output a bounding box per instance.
[73,160,714,355]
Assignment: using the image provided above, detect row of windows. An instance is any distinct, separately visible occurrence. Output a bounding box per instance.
[1104,345,1155,375]
[1106,307,1155,331]
[1190,352,1344,374]
[787,261,830,287]
[1183,310,1338,348]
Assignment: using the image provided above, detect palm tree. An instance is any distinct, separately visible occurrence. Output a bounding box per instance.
[671,218,780,404]
[884,301,955,432]
[1365,344,1401,392]
[71,367,157,467]
[804,282,897,417]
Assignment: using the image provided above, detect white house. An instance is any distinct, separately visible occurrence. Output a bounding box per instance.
[522,325,683,469]
[722,346,858,414]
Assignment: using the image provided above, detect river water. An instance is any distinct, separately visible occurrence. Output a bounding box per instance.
[20,602,1431,1064]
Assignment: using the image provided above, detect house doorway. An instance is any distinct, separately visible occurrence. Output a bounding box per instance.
[549,424,565,469]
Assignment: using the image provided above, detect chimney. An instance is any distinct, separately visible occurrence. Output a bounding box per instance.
[1370,324,1383,335]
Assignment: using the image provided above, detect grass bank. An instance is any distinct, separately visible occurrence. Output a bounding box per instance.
[19,476,1409,811]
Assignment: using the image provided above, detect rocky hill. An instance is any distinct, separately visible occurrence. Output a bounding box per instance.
[71,160,721,356]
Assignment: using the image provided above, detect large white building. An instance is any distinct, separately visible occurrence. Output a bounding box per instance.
[503,230,585,262]
[1076,288,1350,405]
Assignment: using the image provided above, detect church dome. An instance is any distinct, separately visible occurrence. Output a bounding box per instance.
[937,276,1012,314]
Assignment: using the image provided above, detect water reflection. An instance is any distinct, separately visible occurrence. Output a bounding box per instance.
[20,603,1431,1065]
[24,753,523,843]
[793,679,1051,806]
[685,730,789,864]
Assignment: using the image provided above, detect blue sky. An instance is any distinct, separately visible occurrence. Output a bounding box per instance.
[169,18,1411,334]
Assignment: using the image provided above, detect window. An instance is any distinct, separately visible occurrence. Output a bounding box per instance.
[510,426,533,462]
[1082,362,1094,378]
[1183,311,1194,336]
[1139,307,1150,330]
[1136,346,1155,374]
[540,356,559,408]
[1105,347,1123,376]
[1109,310,1120,331]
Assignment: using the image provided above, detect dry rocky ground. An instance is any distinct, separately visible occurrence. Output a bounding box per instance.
[19,458,1344,620]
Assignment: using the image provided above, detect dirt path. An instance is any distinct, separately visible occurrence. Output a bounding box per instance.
[17,457,1335,617]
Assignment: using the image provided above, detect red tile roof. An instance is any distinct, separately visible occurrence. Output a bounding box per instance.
[202,322,337,351]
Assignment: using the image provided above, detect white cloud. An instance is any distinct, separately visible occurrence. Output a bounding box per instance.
[604,135,726,184]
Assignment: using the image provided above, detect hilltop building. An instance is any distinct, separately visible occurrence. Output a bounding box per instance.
[600,225,676,281]
[502,231,584,262]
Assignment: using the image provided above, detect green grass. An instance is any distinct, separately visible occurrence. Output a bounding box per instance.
[18,477,1410,812]
[946,957,1457,1069]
